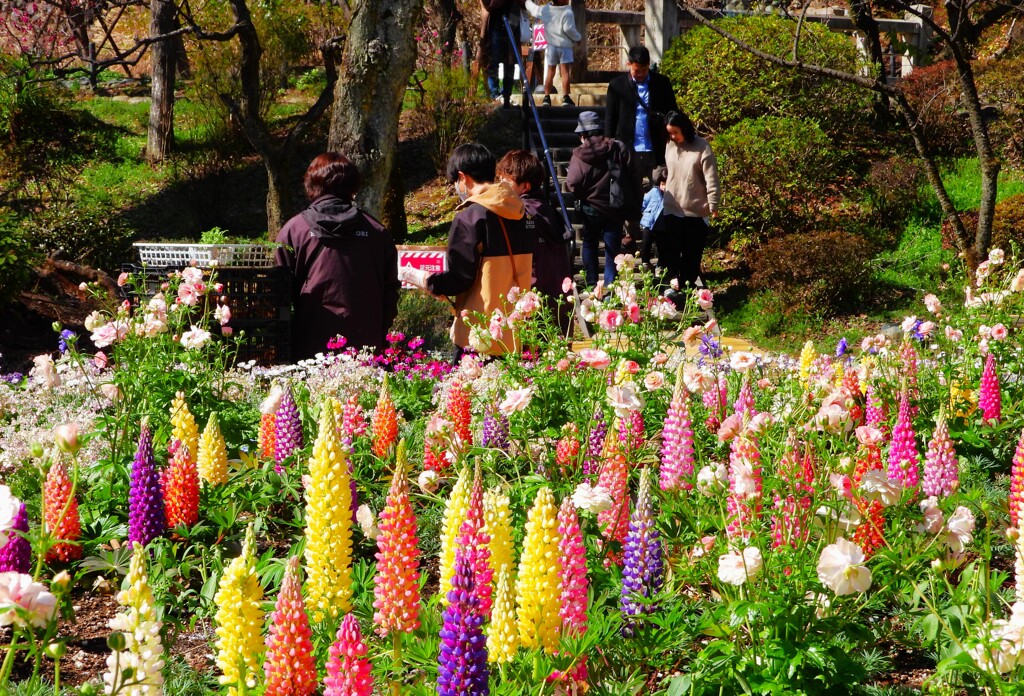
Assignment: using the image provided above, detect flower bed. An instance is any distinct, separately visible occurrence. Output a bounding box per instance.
[0,253,1022,693]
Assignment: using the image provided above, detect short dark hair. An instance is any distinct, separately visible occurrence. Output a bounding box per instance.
[496,150,546,190]
[446,143,496,184]
[665,110,696,143]
[627,46,651,66]
[651,165,668,185]
[304,152,360,201]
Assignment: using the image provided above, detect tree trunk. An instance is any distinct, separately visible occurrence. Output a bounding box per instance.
[848,0,891,124]
[264,153,293,234]
[381,149,407,242]
[430,0,460,57]
[328,0,423,222]
[146,0,178,162]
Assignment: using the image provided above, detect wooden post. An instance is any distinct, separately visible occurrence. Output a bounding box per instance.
[620,24,641,69]
[645,0,679,67]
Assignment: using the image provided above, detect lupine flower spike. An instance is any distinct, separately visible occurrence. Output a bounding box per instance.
[373,441,422,636]
[923,410,959,498]
[771,433,814,549]
[170,391,199,464]
[852,427,886,558]
[799,340,815,386]
[103,543,164,695]
[726,431,763,541]
[583,407,607,477]
[457,465,493,617]
[900,340,919,411]
[733,378,756,421]
[258,383,284,460]
[371,377,399,459]
[887,389,920,490]
[44,458,81,562]
[516,486,562,654]
[129,421,166,546]
[438,556,489,696]
[597,427,630,563]
[323,613,373,696]
[979,353,1002,425]
[0,499,30,573]
[274,384,303,466]
[439,466,471,602]
[660,367,695,491]
[487,564,519,663]
[340,393,368,449]
[1010,428,1024,529]
[621,467,664,636]
[197,412,229,487]
[162,442,199,530]
[865,383,887,437]
[555,423,581,475]
[264,556,317,696]
[557,497,588,638]
[304,397,354,621]
[481,406,510,452]
[483,489,514,595]
[703,376,728,432]
[447,380,472,448]
[214,524,264,696]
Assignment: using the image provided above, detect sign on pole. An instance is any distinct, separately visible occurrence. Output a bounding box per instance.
[397,245,447,288]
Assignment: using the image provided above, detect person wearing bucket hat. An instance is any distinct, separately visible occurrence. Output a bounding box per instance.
[566,111,633,287]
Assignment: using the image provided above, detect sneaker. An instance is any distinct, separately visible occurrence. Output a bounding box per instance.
[562,94,575,106]
[541,95,552,106]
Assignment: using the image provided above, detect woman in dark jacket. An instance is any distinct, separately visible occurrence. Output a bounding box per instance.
[566,110,631,287]
[275,152,400,360]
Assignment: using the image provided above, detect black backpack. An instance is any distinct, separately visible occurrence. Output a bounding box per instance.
[607,143,641,222]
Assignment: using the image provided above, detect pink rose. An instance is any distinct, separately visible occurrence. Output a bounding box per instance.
[643,371,665,390]
[221,326,233,336]
[855,426,884,447]
[116,272,129,287]
[626,303,641,323]
[704,318,718,334]
[681,326,702,345]
[599,309,624,331]
[717,413,742,442]
[652,352,669,366]
[621,360,640,375]
[90,323,119,349]
[756,378,772,390]
[93,352,108,370]
[556,358,570,371]
[577,348,611,369]
[918,321,935,336]
[177,282,201,307]
[945,326,962,342]
[180,267,203,284]
[923,293,942,315]
[991,323,1008,341]
[499,387,533,414]
[695,288,714,310]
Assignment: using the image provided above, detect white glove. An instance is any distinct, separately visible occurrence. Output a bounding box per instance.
[399,266,432,290]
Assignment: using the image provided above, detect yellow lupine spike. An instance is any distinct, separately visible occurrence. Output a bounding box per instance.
[198,412,228,486]
[515,486,562,654]
[487,564,519,663]
[483,487,514,589]
[799,340,815,385]
[438,465,471,603]
[303,397,354,622]
[170,391,200,460]
[214,525,264,696]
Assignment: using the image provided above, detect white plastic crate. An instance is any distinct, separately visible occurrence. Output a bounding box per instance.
[134,243,275,268]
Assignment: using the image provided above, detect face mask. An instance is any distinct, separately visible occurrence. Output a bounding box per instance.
[455,179,469,202]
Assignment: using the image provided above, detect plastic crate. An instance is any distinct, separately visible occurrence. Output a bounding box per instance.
[220,319,291,365]
[134,243,275,268]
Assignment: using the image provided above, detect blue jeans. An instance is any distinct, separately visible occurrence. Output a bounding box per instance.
[485,23,516,101]
[580,207,623,287]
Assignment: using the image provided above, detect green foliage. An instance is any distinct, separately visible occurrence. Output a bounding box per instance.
[0,208,38,305]
[978,53,1024,168]
[414,65,493,173]
[34,201,135,273]
[714,115,843,245]
[661,15,871,136]
[861,155,925,247]
[990,192,1024,256]
[392,290,457,352]
[750,229,877,317]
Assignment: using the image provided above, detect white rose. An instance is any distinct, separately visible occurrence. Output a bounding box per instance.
[717,546,762,586]
[180,325,212,350]
[817,537,872,596]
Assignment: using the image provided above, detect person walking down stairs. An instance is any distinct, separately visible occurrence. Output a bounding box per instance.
[525,0,581,106]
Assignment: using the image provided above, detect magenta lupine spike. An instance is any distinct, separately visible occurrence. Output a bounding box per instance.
[922,412,958,497]
[557,497,588,638]
[660,380,695,492]
[437,556,489,696]
[979,353,1002,425]
[618,409,646,459]
[339,394,367,449]
[886,390,921,489]
[726,433,762,541]
[865,383,888,437]
[733,378,756,421]
[771,434,814,549]
[583,407,608,477]
[703,376,728,432]
[323,613,373,696]
[620,467,664,637]
[274,385,303,465]
[457,469,493,619]
[128,423,166,546]
[0,503,30,573]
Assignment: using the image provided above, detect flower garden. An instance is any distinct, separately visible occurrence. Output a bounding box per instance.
[0,251,1023,695]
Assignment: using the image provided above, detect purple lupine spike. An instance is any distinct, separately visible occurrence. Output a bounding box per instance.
[583,407,608,477]
[129,423,166,546]
[481,409,510,451]
[865,383,888,437]
[437,555,489,696]
[979,353,1002,425]
[886,390,920,490]
[660,380,695,491]
[733,377,756,421]
[923,412,958,497]
[274,385,304,465]
[620,467,663,637]
[0,503,31,573]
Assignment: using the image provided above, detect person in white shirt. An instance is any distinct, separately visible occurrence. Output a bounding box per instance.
[525,0,582,106]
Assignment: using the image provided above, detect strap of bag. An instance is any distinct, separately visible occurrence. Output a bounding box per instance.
[632,78,650,112]
[497,217,525,290]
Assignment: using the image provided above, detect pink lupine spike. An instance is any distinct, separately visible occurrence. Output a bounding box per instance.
[733,378,756,421]
[886,389,920,490]
[979,353,1002,425]
[557,497,588,638]
[264,556,317,696]
[597,429,630,565]
[660,378,695,492]
[456,465,493,618]
[922,412,958,497]
[726,433,762,542]
[865,383,888,437]
[323,613,373,696]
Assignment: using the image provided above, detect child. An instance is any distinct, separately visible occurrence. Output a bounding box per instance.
[639,165,667,272]
[525,0,581,106]
[496,149,573,332]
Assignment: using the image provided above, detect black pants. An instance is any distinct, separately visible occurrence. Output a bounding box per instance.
[654,214,709,289]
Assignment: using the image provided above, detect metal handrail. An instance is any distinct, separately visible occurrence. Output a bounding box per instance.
[502,16,574,237]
